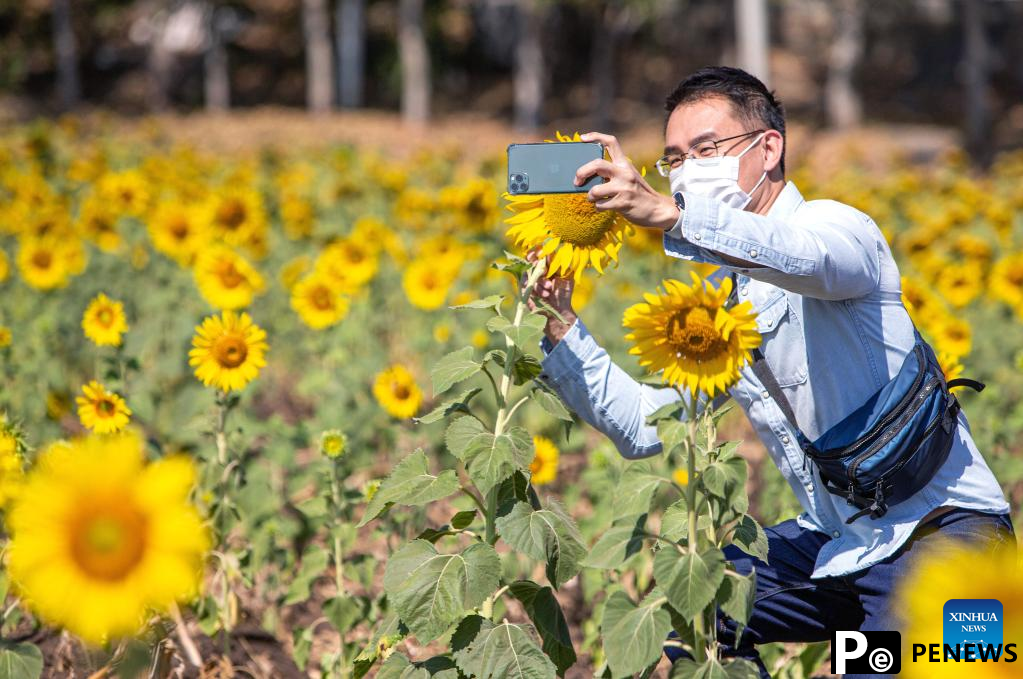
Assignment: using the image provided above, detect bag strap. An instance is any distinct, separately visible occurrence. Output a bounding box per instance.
[729,273,807,438]
[749,346,805,438]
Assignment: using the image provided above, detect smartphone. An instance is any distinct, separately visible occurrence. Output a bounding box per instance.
[507,141,605,194]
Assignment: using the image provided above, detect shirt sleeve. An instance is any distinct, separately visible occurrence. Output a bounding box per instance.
[538,317,729,459]
[663,191,882,301]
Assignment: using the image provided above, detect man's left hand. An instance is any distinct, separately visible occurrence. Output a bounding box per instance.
[574,131,680,231]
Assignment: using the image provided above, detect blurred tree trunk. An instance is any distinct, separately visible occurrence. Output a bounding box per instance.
[336,0,365,108]
[514,0,543,131]
[825,0,863,129]
[735,0,770,87]
[52,0,80,110]
[205,20,230,110]
[303,0,334,112]
[963,0,990,166]
[399,0,430,123]
[591,2,643,132]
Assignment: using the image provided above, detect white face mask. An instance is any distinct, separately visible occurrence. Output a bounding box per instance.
[669,132,768,210]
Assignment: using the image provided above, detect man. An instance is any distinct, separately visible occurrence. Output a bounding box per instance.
[528,67,1015,677]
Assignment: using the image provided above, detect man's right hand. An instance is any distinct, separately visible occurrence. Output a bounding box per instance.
[523,249,577,346]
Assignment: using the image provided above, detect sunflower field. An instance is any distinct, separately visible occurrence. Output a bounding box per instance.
[0,117,1021,678]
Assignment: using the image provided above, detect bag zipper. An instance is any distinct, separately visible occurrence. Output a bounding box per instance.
[809,344,927,460]
[859,387,953,486]
[846,375,942,484]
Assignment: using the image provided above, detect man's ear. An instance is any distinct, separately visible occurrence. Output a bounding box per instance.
[763,129,784,175]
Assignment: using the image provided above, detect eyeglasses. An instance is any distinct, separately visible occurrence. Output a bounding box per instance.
[655,129,765,177]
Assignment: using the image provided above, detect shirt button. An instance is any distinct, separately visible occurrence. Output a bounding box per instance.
[761,390,769,399]
[781,435,791,444]
[805,483,813,492]
[693,233,702,240]
[832,530,841,538]
[749,249,758,258]
[740,286,748,296]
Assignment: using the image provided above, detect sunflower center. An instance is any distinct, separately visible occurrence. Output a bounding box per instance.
[216,200,247,230]
[213,334,249,368]
[393,383,411,400]
[69,502,148,581]
[32,250,53,269]
[543,194,616,246]
[97,308,113,327]
[311,286,334,310]
[666,306,727,361]
[97,398,117,416]
[529,458,542,475]
[217,262,245,289]
[343,245,364,264]
[169,217,190,240]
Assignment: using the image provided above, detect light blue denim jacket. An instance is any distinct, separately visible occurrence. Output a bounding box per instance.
[538,181,1010,579]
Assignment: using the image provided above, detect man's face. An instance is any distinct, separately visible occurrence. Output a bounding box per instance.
[664,95,770,197]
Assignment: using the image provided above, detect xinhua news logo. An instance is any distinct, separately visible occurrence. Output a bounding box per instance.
[831,631,901,674]
[909,598,1018,663]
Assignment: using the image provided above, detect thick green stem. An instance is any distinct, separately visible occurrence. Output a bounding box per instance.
[482,259,544,597]
[330,462,345,600]
[684,397,707,663]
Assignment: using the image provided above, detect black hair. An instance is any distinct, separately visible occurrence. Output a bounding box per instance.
[664,66,786,173]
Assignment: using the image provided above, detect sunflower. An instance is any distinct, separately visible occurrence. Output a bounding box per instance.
[936,262,984,308]
[194,246,265,311]
[672,469,689,486]
[82,293,128,347]
[202,188,268,255]
[320,429,347,459]
[75,193,123,253]
[937,352,966,394]
[503,131,633,282]
[188,311,268,393]
[894,541,1020,678]
[372,365,422,419]
[76,381,132,434]
[17,237,74,290]
[98,170,151,218]
[901,275,947,334]
[0,424,25,507]
[989,253,1023,309]
[148,202,209,266]
[291,273,350,330]
[279,193,315,240]
[0,326,10,349]
[316,237,379,291]
[0,248,8,282]
[529,436,559,486]
[5,430,209,645]
[623,272,762,398]
[402,257,458,311]
[931,316,973,359]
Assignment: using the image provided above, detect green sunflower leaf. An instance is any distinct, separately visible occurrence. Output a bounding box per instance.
[431,347,480,396]
[653,546,726,620]
[600,590,672,678]
[382,540,500,643]
[495,500,586,588]
[414,387,483,425]
[358,449,461,526]
[453,620,557,679]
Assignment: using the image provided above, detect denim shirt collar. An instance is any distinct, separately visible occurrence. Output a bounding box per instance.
[766,181,806,220]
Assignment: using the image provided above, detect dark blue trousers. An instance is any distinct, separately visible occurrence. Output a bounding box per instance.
[665,507,1016,678]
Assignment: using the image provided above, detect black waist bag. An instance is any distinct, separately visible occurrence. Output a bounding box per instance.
[751,331,984,524]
